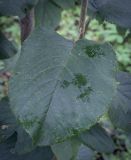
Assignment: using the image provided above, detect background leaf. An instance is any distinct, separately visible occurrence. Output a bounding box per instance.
[35,0,62,29]
[80,124,115,153]
[0,134,54,160]
[109,72,131,133]
[53,0,76,9]
[14,127,35,154]
[0,98,17,142]
[0,0,38,18]
[52,139,80,160]
[88,0,131,28]
[0,32,17,60]
[76,145,94,160]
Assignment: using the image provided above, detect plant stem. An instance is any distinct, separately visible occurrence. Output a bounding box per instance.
[20,8,35,43]
[79,0,88,39]
[52,156,57,160]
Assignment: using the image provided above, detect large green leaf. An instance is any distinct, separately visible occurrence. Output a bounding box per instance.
[9,27,117,146]
[0,134,54,160]
[80,124,115,153]
[0,32,17,60]
[0,0,38,17]
[35,0,62,29]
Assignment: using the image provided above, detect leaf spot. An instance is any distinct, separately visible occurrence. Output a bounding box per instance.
[84,45,105,58]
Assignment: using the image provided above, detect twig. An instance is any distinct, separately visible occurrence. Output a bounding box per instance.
[79,0,88,39]
[84,16,92,35]
[20,8,35,43]
[122,32,131,44]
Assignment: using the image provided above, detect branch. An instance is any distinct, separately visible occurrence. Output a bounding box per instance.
[84,16,92,35]
[20,8,35,43]
[52,156,57,160]
[122,32,131,44]
[79,0,88,39]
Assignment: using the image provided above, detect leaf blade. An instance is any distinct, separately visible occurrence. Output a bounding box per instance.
[9,27,117,146]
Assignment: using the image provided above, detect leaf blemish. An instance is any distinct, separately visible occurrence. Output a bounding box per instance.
[72,73,87,88]
[77,87,93,102]
[61,73,87,89]
[61,73,93,102]
[61,80,70,88]
[84,45,105,58]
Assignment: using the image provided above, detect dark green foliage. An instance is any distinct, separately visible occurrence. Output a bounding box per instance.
[109,72,131,132]
[0,0,131,159]
[52,139,80,160]
[0,0,38,18]
[88,0,131,28]
[0,97,17,142]
[0,134,54,160]
[76,145,94,160]
[52,139,95,160]
[0,32,17,59]
[14,127,35,154]
[80,124,115,153]
[35,0,62,29]
[53,0,76,9]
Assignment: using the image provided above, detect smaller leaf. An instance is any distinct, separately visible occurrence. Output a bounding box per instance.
[112,72,131,112]
[35,0,62,29]
[20,8,35,42]
[88,0,131,28]
[0,32,17,60]
[52,138,80,160]
[0,0,38,18]
[76,145,94,160]
[108,72,131,132]
[15,127,35,154]
[80,124,115,153]
[53,0,76,9]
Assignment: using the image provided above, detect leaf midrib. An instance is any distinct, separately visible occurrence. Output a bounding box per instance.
[32,43,74,143]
